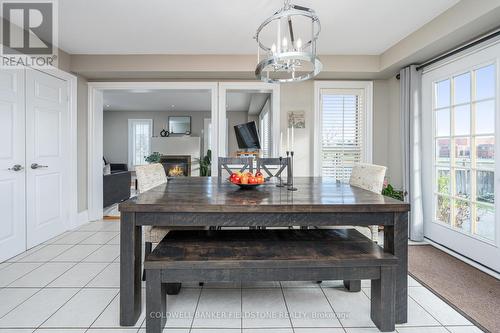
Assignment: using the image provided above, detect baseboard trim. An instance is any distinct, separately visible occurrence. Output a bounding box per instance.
[77,210,89,226]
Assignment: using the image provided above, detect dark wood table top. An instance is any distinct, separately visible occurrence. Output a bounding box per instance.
[119,177,409,213]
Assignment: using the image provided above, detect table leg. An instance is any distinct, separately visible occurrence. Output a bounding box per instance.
[343,280,361,292]
[384,212,408,324]
[120,212,143,326]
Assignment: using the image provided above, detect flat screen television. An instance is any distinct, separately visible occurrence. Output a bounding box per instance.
[234,121,261,149]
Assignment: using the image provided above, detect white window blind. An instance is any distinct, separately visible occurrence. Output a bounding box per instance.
[128,119,152,168]
[320,88,365,181]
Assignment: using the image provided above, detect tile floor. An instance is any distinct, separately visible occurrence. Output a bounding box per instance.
[0,221,482,333]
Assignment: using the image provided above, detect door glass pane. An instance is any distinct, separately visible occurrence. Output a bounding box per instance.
[454,105,470,135]
[476,170,494,204]
[475,64,495,100]
[454,72,471,104]
[436,195,451,224]
[454,137,470,164]
[455,169,471,199]
[476,136,494,168]
[454,199,471,232]
[475,204,495,241]
[436,138,450,163]
[436,108,450,136]
[475,100,495,134]
[437,168,450,194]
[436,79,450,108]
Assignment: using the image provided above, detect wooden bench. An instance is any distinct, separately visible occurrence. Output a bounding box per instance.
[145,229,397,333]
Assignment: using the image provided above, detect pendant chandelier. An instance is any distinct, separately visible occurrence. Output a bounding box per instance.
[254,0,322,83]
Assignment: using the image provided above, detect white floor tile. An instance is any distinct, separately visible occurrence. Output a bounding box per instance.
[51,244,101,262]
[0,263,11,271]
[87,263,120,287]
[0,262,42,286]
[0,288,79,328]
[243,329,293,333]
[242,288,290,328]
[92,289,145,328]
[408,276,422,287]
[203,282,242,289]
[345,328,390,333]
[51,232,96,245]
[87,329,140,333]
[77,222,109,232]
[164,288,201,328]
[445,326,483,333]
[34,329,86,333]
[396,327,448,333]
[190,328,239,333]
[6,244,47,262]
[41,288,118,328]
[294,329,345,333]
[83,245,120,262]
[47,262,109,287]
[80,232,119,245]
[280,281,320,288]
[408,287,472,326]
[0,329,34,332]
[8,262,75,287]
[282,288,341,328]
[0,288,39,318]
[322,286,374,328]
[241,281,281,288]
[106,234,121,245]
[100,223,120,231]
[192,288,241,328]
[396,297,440,327]
[18,245,73,262]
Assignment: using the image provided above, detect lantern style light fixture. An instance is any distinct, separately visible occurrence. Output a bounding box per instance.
[254,0,322,83]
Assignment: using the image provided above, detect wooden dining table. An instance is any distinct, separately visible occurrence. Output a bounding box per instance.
[118,177,410,326]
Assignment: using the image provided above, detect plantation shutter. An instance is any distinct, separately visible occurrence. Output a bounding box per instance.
[320,88,365,181]
[259,100,271,158]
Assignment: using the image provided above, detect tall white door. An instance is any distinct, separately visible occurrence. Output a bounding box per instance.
[0,69,26,262]
[25,69,69,247]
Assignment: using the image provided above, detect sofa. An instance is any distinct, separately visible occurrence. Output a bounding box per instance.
[103,162,131,208]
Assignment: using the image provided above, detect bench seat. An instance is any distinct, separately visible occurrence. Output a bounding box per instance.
[145,229,397,333]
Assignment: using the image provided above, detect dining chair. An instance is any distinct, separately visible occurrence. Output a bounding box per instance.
[217,157,254,182]
[256,157,291,181]
[135,164,170,270]
[349,163,387,243]
[135,163,204,281]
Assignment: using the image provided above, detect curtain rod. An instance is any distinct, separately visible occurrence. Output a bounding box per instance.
[396,26,500,79]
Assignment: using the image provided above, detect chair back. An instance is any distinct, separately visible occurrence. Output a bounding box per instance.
[349,163,387,193]
[256,157,291,180]
[135,163,168,193]
[217,157,254,182]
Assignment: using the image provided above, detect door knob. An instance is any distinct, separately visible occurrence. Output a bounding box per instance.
[8,164,24,171]
[31,163,48,169]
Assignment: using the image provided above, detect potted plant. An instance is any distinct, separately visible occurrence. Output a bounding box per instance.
[144,152,161,164]
[196,149,212,177]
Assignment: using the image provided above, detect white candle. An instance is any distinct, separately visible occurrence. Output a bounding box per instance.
[280,131,283,155]
[287,128,290,152]
[291,126,294,151]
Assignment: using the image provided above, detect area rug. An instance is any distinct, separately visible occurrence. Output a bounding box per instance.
[408,244,500,332]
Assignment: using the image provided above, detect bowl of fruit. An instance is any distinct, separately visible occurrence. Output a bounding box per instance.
[228,171,265,189]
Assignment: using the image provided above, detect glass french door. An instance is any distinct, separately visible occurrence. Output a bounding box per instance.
[422,42,500,273]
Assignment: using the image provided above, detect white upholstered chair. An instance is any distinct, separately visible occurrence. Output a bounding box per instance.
[349,163,387,243]
[135,164,171,248]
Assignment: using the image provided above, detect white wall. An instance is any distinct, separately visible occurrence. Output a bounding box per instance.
[103,110,210,164]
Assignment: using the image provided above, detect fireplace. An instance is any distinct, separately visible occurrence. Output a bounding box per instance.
[160,155,191,177]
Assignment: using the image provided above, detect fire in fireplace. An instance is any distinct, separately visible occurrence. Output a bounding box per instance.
[159,155,191,177]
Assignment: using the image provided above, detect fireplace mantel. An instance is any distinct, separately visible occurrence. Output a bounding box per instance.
[151,137,200,176]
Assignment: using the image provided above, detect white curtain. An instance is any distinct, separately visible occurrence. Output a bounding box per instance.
[400,65,424,241]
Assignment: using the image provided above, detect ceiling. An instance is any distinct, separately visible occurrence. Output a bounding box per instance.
[103,90,270,113]
[59,0,459,55]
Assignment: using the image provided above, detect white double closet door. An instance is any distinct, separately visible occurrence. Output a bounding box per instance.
[0,68,70,262]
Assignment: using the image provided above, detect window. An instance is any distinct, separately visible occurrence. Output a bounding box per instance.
[433,64,496,241]
[259,102,271,157]
[314,82,373,180]
[128,119,152,168]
